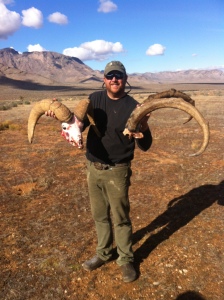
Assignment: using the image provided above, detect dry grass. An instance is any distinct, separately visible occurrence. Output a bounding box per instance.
[0,84,223,300]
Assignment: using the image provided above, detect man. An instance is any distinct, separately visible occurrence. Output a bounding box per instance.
[82,61,152,282]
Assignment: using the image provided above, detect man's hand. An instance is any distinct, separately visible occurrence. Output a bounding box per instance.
[123,104,151,139]
[44,98,57,119]
[45,110,57,118]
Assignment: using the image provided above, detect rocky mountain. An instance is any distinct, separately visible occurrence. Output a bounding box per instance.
[0,48,102,85]
[0,47,223,86]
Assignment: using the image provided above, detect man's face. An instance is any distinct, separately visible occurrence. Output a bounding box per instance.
[103,71,127,98]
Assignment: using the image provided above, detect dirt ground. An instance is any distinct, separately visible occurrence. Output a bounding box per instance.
[0,84,223,300]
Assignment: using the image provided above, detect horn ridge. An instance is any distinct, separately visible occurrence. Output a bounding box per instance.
[123,97,209,156]
[27,99,72,143]
[145,89,195,124]
[73,99,90,121]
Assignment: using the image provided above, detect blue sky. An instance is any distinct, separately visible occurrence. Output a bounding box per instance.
[0,0,223,73]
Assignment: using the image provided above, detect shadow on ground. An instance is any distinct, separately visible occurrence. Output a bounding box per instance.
[133,181,224,264]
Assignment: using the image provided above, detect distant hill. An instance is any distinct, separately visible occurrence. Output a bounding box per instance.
[0,48,102,85]
[128,69,224,84]
[0,48,223,86]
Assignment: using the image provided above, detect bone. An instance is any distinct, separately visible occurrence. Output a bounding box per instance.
[28,99,73,143]
[28,99,90,144]
[123,97,209,156]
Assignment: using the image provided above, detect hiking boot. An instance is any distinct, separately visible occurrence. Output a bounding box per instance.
[120,263,137,283]
[82,255,105,271]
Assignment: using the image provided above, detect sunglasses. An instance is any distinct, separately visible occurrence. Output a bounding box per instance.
[105,73,124,80]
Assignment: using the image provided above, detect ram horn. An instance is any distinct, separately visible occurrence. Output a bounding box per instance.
[145,88,195,124]
[28,99,90,143]
[123,97,209,156]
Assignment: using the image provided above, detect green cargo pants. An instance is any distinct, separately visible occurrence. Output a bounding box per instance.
[86,160,134,266]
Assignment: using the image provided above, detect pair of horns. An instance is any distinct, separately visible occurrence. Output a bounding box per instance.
[123,90,209,156]
[27,99,90,143]
[28,90,210,157]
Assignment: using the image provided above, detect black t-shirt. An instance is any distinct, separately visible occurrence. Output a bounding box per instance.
[84,90,152,164]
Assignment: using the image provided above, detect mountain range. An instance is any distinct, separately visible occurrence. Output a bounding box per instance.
[0,48,223,86]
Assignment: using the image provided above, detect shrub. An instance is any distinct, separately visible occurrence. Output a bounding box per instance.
[0,121,10,130]
[8,123,21,130]
[0,121,21,131]
[0,105,10,111]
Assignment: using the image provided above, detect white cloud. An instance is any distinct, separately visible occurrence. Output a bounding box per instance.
[48,12,68,25]
[0,3,21,39]
[146,44,166,56]
[0,3,44,39]
[22,7,43,29]
[97,0,117,13]
[192,53,198,57]
[0,0,14,4]
[27,44,46,52]
[63,39,124,61]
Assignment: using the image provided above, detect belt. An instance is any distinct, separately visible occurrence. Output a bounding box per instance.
[93,162,130,170]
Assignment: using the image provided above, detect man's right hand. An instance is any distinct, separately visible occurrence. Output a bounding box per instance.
[44,98,57,119]
[45,110,57,118]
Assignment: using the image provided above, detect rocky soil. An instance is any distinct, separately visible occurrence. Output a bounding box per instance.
[0,86,223,300]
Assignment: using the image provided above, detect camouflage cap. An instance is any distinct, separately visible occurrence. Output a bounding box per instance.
[104,61,126,75]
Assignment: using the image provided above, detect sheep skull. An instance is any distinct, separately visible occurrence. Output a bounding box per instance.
[61,115,84,149]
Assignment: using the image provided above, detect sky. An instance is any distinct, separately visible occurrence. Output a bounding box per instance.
[0,0,223,74]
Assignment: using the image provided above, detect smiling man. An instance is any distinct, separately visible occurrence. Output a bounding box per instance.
[103,61,128,99]
[82,61,153,282]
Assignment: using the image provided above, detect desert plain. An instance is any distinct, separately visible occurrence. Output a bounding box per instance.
[0,81,223,300]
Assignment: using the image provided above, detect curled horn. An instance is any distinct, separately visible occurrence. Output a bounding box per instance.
[73,99,90,121]
[145,89,195,123]
[28,99,90,143]
[123,97,209,157]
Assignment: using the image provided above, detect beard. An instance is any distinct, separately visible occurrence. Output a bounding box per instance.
[107,82,126,98]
